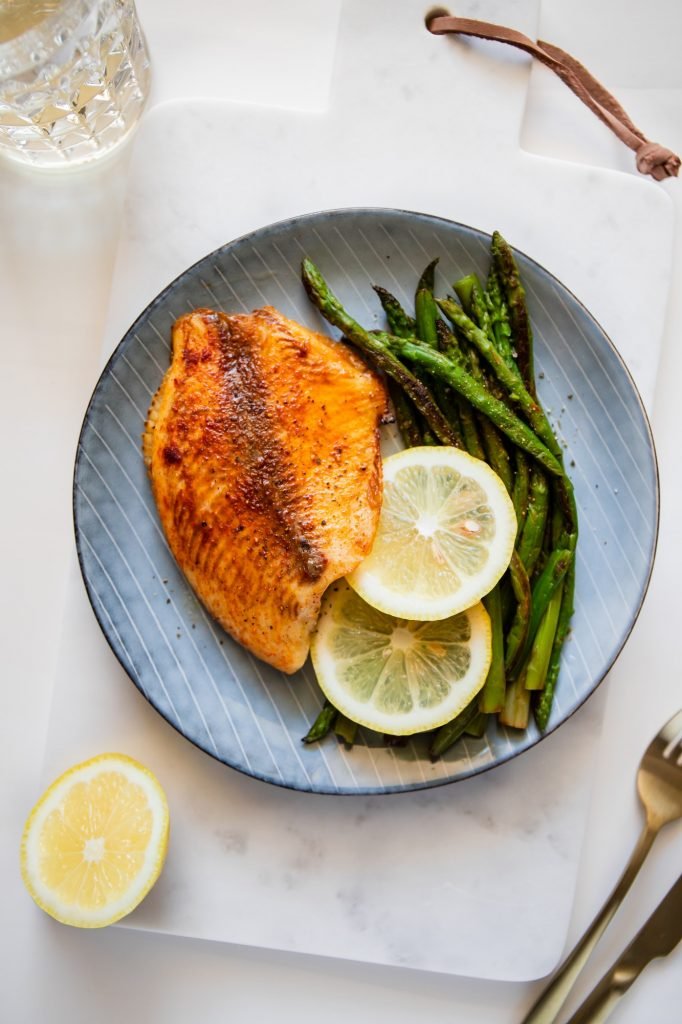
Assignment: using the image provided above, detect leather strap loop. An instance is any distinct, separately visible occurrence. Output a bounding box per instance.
[427,14,680,182]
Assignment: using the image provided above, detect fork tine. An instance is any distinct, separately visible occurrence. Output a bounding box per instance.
[662,735,680,759]
[662,735,682,763]
[660,710,682,760]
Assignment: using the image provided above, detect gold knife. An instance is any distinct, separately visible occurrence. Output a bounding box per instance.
[564,874,682,1024]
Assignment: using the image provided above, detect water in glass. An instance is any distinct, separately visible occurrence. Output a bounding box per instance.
[0,0,151,168]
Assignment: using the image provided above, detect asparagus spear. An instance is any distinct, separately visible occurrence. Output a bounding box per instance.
[554,478,579,552]
[452,272,478,313]
[453,276,518,491]
[487,296,534,533]
[459,405,487,460]
[464,711,489,739]
[479,413,513,491]
[388,380,423,447]
[445,294,515,486]
[372,285,416,338]
[491,231,536,395]
[420,424,439,446]
[525,582,564,691]
[499,668,531,730]
[368,326,456,453]
[458,272,518,387]
[534,560,575,730]
[303,700,337,744]
[509,547,573,677]
[512,450,530,537]
[469,280,494,342]
[301,259,459,446]
[504,551,532,672]
[440,328,487,459]
[415,259,440,348]
[414,262,465,445]
[417,257,438,293]
[429,698,481,760]
[487,235,579,545]
[484,264,517,374]
[372,279,459,445]
[435,319,485,458]
[334,713,358,749]
[517,465,550,576]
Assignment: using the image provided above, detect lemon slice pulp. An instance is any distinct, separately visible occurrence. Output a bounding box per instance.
[311,580,491,736]
[347,446,516,621]
[21,753,169,928]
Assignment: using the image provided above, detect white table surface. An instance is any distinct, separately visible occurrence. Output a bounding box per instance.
[2,1,681,1021]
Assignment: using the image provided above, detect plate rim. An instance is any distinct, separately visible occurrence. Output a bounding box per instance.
[72,206,660,795]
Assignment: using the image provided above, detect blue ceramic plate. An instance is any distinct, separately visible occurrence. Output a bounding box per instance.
[73,209,658,794]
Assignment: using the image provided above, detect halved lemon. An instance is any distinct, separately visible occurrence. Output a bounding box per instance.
[348,446,516,621]
[311,580,491,736]
[21,753,170,928]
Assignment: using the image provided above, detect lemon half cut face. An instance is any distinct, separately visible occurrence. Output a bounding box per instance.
[21,753,169,928]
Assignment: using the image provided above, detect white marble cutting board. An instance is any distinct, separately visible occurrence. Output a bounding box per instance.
[41,0,673,980]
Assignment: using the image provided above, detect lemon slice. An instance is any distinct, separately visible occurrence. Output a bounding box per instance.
[311,580,491,735]
[21,753,170,928]
[348,446,516,621]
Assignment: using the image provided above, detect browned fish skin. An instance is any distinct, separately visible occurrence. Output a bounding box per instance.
[143,306,387,674]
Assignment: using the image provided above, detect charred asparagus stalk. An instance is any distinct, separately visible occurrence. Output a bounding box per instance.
[534,560,575,730]
[303,700,337,744]
[415,259,440,348]
[388,380,423,447]
[372,285,416,338]
[491,230,536,395]
[429,698,481,760]
[509,547,573,678]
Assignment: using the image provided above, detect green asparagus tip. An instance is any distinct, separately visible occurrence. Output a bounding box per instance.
[417,257,439,293]
[301,257,325,295]
[452,273,481,315]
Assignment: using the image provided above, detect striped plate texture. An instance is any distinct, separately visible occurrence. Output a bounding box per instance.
[73,209,658,794]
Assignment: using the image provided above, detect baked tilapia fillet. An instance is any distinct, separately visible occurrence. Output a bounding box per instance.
[143,306,387,674]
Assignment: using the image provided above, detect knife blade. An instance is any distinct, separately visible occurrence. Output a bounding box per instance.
[565,873,682,1024]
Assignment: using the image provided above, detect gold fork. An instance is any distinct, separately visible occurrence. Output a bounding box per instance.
[521,709,682,1024]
